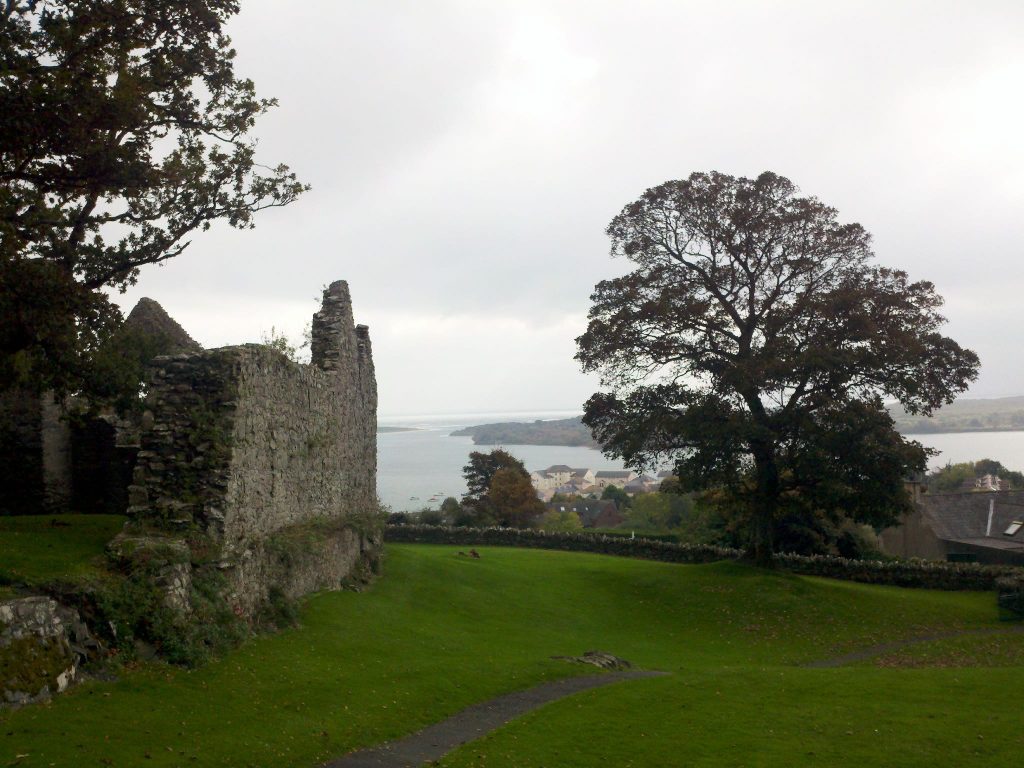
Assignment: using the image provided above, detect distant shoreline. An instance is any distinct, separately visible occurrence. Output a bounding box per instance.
[377,426,421,433]
[447,414,1024,448]
[902,427,1024,436]
[450,417,598,448]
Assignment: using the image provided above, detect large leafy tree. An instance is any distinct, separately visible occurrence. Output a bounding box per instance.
[488,467,545,528]
[576,171,979,565]
[462,449,528,500]
[0,0,306,395]
[462,449,543,528]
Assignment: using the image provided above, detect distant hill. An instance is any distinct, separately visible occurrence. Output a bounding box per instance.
[451,417,598,447]
[888,396,1024,434]
[448,398,1024,448]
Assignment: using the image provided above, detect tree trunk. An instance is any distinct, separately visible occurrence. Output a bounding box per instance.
[747,443,779,568]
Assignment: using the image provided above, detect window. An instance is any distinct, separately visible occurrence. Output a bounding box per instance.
[1004,520,1023,536]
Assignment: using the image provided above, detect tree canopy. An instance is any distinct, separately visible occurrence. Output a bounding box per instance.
[1,0,306,395]
[576,171,979,564]
[462,449,543,528]
[926,460,1024,493]
[488,467,545,528]
[462,449,528,500]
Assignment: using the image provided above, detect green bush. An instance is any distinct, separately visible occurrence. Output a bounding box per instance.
[996,575,1024,621]
[85,559,247,667]
[255,586,300,630]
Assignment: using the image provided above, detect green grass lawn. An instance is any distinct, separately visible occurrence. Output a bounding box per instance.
[0,514,125,587]
[1,544,1020,767]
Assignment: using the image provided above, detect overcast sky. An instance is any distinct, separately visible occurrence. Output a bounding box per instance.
[112,0,1024,417]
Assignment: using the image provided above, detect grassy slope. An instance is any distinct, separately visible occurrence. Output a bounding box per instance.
[1,545,1020,767]
[0,514,125,586]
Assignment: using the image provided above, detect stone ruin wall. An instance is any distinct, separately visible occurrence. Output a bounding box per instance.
[0,391,74,514]
[2,281,378,704]
[125,280,379,615]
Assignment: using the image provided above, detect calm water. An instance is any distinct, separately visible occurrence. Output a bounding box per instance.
[376,413,1024,511]
[377,411,627,511]
[914,431,1024,472]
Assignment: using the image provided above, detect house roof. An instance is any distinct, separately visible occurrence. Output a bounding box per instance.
[545,499,619,527]
[595,470,633,478]
[920,491,1024,551]
[546,465,573,473]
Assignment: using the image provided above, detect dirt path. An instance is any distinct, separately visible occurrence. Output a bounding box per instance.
[804,625,1024,668]
[323,670,666,768]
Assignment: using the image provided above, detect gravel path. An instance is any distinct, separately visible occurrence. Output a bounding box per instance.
[323,670,666,768]
[804,625,1024,668]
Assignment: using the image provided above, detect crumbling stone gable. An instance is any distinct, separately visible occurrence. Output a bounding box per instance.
[0,296,197,516]
[125,281,379,616]
[120,297,203,354]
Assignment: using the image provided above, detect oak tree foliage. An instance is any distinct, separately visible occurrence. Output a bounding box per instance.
[1,0,307,395]
[488,467,546,528]
[576,171,979,564]
[462,449,543,528]
[462,449,528,500]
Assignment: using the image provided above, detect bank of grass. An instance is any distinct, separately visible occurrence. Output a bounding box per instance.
[0,545,1019,767]
[439,668,1024,768]
[0,514,125,587]
[862,631,1024,668]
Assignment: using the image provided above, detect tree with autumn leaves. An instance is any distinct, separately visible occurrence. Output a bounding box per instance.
[462,449,545,528]
[577,171,978,565]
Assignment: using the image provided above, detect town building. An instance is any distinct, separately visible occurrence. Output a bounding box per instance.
[878,490,1024,565]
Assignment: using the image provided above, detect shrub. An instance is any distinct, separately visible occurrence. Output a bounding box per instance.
[996,575,1024,621]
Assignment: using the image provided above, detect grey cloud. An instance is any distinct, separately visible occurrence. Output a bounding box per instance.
[114,0,1024,414]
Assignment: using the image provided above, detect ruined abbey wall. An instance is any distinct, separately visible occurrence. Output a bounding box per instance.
[124,281,379,615]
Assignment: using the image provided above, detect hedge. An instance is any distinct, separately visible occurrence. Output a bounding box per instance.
[996,575,1024,620]
[384,524,1024,592]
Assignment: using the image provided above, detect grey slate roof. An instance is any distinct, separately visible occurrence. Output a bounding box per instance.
[921,491,1024,552]
[545,499,619,527]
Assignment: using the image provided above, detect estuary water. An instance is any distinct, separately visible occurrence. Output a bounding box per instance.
[376,411,1024,512]
[376,411,628,511]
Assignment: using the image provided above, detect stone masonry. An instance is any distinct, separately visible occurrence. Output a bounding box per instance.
[0,596,97,706]
[123,280,380,617]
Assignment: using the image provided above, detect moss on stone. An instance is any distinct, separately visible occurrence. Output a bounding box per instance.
[0,635,71,702]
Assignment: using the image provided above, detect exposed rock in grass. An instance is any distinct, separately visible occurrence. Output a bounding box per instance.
[0,595,100,707]
[552,650,633,670]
